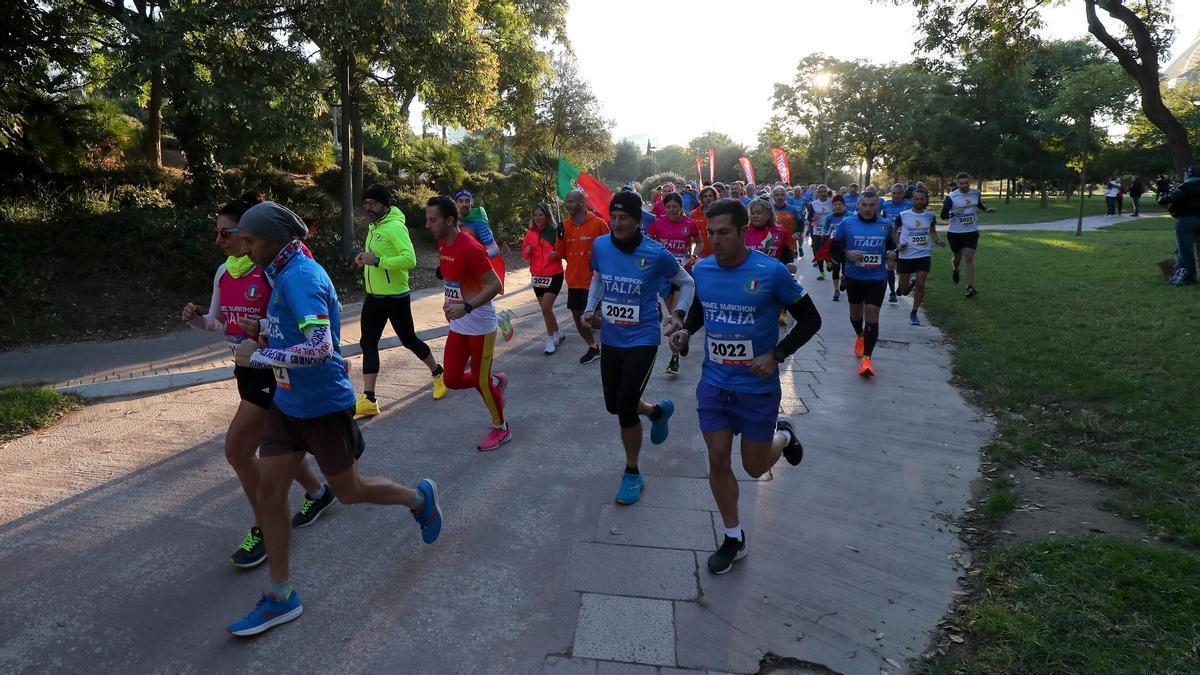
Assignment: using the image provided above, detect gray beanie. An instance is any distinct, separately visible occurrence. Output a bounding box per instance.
[240,201,309,243]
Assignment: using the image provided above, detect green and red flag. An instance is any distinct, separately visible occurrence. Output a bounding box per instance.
[557,158,613,223]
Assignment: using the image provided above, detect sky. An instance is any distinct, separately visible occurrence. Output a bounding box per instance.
[565,0,1200,149]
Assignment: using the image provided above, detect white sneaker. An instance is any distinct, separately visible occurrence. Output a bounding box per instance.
[554,331,565,346]
[544,335,557,354]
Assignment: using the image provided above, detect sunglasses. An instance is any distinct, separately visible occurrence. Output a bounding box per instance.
[217,226,242,240]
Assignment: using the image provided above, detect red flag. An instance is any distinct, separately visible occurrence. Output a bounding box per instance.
[708,148,715,183]
[695,156,704,186]
[577,172,613,223]
[814,238,833,263]
[738,157,756,185]
[771,148,791,185]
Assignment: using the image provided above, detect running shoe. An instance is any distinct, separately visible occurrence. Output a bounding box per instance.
[477,425,511,452]
[858,356,875,377]
[817,272,825,281]
[650,399,674,445]
[707,533,747,574]
[553,331,566,346]
[965,285,978,298]
[355,394,379,417]
[832,290,840,302]
[665,354,680,376]
[854,337,865,358]
[498,310,515,342]
[614,472,645,505]
[229,526,267,569]
[432,372,447,400]
[909,311,921,326]
[906,281,917,295]
[292,485,336,528]
[579,346,601,364]
[544,335,557,355]
[227,590,303,637]
[1168,268,1196,287]
[952,268,960,284]
[411,478,442,544]
[777,417,804,466]
[888,292,898,303]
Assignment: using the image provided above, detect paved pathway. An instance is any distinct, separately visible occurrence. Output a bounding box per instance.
[985,212,1149,232]
[0,264,989,674]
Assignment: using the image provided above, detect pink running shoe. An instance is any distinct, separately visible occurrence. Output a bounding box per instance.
[478,425,511,452]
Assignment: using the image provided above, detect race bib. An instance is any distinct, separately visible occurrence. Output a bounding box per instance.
[602,301,640,326]
[859,252,882,267]
[532,275,553,289]
[910,233,928,246]
[272,366,292,390]
[707,338,753,365]
[444,283,463,304]
[958,215,975,227]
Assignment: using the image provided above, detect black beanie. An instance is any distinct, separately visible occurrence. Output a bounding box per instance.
[364,185,391,206]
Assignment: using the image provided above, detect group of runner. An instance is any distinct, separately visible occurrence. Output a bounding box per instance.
[186,171,994,636]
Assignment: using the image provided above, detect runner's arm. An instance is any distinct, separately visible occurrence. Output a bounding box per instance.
[584,270,603,313]
[940,196,953,220]
[188,266,225,331]
[248,323,335,370]
[772,295,821,360]
[668,267,695,317]
[378,223,418,271]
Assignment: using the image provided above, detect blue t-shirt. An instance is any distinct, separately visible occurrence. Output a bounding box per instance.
[590,234,682,348]
[680,191,699,213]
[843,192,860,213]
[833,214,893,282]
[880,198,912,220]
[639,210,656,234]
[264,249,356,418]
[740,196,752,207]
[693,250,807,394]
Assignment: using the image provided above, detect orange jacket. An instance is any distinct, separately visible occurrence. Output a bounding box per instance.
[691,206,713,257]
[556,212,610,289]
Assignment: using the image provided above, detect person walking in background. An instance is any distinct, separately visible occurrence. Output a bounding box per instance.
[1129,175,1145,217]
[1157,167,1200,288]
[1104,176,1120,217]
[1117,180,1126,216]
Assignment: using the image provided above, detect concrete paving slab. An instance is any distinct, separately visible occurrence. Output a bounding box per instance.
[573,594,676,667]
[595,505,717,551]
[566,542,698,601]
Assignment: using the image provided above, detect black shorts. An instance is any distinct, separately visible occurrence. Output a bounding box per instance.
[567,287,590,312]
[235,365,276,410]
[259,404,365,477]
[844,278,887,306]
[600,344,658,428]
[948,231,979,252]
[896,257,932,275]
[533,272,564,298]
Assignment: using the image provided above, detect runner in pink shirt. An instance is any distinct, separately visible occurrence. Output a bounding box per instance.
[647,192,702,376]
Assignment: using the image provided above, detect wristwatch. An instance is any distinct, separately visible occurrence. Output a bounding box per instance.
[672,309,686,320]
[771,346,789,363]
[463,302,474,314]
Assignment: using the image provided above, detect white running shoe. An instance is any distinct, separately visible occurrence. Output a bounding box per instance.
[545,335,557,354]
[554,330,565,346]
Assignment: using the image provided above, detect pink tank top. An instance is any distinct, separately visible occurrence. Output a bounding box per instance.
[648,216,697,264]
[219,265,271,344]
[746,225,787,260]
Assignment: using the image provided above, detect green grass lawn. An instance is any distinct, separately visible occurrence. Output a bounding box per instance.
[0,386,81,441]
[920,217,1200,673]
[975,193,1164,225]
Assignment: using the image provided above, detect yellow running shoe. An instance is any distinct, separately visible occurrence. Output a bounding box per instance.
[355,394,380,416]
[432,372,447,400]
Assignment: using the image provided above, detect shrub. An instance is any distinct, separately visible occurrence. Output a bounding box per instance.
[639,172,687,201]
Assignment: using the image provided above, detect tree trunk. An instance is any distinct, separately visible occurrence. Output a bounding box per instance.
[1040,179,1048,208]
[339,54,354,257]
[351,98,364,203]
[142,64,163,168]
[1075,166,1087,236]
[1005,177,1012,204]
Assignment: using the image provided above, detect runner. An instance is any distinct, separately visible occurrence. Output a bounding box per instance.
[647,192,702,375]
[521,203,566,354]
[805,185,834,282]
[730,182,746,205]
[715,182,730,200]
[894,187,944,326]
[745,198,789,264]
[182,195,334,570]
[819,193,850,300]
[843,183,861,213]
[771,186,805,262]
[557,189,610,363]
[680,181,700,213]
[430,196,511,451]
[670,198,822,574]
[582,191,695,505]
[455,189,506,293]
[691,186,719,258]
[227,201,442,636]
[354,185,446,416]
[880,183,913,304]
[829,192,897,377]
[941,171,995,298]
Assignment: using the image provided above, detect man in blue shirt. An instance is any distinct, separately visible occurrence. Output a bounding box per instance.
[680,181,700,213]
[843,183,862,213]
[671,198,821,574]
[228,202,443,637]
[583,191,696,507]
[830,192,897,377]
[880,183,913,303]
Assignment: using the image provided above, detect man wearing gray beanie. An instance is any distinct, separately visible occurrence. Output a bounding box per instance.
[228,201,445,637]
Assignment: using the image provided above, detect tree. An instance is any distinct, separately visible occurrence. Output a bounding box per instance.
[596,139,642,182]
[686,131,747,183]
[512,55,613,169]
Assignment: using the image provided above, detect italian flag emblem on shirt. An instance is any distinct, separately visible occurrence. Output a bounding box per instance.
[745,279,761,293]
[638,258,649,268]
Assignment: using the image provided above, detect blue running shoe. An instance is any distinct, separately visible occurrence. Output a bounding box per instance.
[614,472,645,505]
[411,478,442,544]
[227,591,303,637]
[650,399,674,445]
[909,312,921,326]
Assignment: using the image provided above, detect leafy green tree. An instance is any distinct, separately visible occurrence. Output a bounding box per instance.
[511,55,613,170]
[687,131,747,183]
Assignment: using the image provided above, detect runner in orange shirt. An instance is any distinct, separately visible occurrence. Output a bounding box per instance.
[691,186,718,258]
[556,189,611,364]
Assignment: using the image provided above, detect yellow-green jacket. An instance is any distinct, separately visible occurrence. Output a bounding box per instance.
[364,206,417,295]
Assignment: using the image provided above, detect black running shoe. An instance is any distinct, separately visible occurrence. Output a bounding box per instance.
[579,346,601,364]
[888,292,898,303]
[707,533,748,574]
[778,417,804,466]
[230,527,267,569]
[292,485,336,528]
[965,285,977,298]
[665,354,680,376]
[952,268,960,284]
